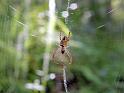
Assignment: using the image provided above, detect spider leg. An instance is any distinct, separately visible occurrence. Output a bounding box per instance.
[65,49,72,64]
[60,31,62,40]
[68,32,71,39]
[56,43,60,46]
[66,45,70,48]
[52,47,59,63]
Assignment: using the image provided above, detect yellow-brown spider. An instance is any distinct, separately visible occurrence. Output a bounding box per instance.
[52,32,72,65]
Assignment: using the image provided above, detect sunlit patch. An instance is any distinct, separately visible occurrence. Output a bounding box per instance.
[38,11,48,18]
[36,70,44,76]
[61,11,69,18]
[82,11,92,24]
[25,83,33,90]
[25,79,44,91]
[49,73,56,80]
[69,3,78,10]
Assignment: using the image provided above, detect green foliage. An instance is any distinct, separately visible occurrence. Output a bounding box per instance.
[0,0,124,93]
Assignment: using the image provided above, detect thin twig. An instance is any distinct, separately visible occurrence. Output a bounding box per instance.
[63,66,68,93]
[9,5,17,11]
[65,0,70,24]
[15,20,26,26]
[96,24,105,29]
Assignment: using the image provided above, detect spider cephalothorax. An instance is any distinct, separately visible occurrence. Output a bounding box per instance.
[60,35,70,54]
[60,36,69,47]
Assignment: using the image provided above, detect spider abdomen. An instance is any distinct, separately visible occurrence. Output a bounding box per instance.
[61,47,65,54]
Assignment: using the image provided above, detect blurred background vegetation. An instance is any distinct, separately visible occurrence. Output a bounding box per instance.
[0,0,124,93]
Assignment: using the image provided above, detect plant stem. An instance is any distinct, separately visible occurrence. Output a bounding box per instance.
[63,66,68,93]
[42,0,56,93]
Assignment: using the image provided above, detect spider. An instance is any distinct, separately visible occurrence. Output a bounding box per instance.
[52,31,72,65]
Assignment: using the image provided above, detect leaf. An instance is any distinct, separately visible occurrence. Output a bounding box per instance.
[56,19,72,36]
[81,66,102,85]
